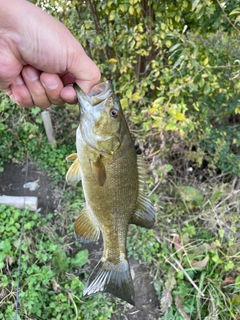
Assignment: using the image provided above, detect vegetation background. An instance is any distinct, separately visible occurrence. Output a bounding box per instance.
[0,0,240,319]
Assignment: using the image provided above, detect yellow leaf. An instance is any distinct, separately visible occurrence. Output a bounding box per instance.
[235,107,240,114]
[119,4,125,12]
[173,112,186,121]
[129,6,134,15]
[109,11,115,21]
[120,98,128,109]
[165,40,172,48]
[148,107,157,115]
[108,58,118,63]
[203,56,209,66]
[152,97,165,106]
[132,92,141,102]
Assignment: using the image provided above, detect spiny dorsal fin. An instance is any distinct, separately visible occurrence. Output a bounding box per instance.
[66,157,81,184]
[83,258,135,306]
[74,206,100,243]
[90,156,106,186]
[66,153,78,162]
[130,192,155,229]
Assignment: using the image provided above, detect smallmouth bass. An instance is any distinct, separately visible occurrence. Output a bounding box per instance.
[66,81,155,306]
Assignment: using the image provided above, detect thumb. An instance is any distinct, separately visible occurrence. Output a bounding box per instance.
[67,43,101,94]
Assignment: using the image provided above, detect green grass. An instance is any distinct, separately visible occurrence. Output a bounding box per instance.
[127,177,240,319]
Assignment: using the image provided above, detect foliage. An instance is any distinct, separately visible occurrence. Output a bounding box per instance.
[34,0,240,177]
[0,93,76,179]
[0,205,114,319]
[128,180,240,319]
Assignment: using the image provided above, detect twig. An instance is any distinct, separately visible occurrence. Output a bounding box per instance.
[164,255,205,297]
[147,149,161,159]
[216,0,240,33]
[67,291,79,320]
[148,181,161,197]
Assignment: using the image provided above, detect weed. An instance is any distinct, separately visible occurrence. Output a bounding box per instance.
[0,205,114,319]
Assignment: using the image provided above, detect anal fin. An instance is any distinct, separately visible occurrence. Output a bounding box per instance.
[83,258,135,306]
[130,193,155,229]
[74,206,100,243]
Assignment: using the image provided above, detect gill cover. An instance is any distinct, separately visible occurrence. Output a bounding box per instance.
[74,81,121,155]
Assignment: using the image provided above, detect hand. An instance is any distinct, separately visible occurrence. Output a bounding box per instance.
[0,0,101,108]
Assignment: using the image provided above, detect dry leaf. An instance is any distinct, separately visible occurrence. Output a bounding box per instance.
[6,256,14,266]
[173,234,184,251]
[51,280,60,292]
[160,289,172,315]
[224,277,235,283]
[175,296,191,320]
[191,255,209,268]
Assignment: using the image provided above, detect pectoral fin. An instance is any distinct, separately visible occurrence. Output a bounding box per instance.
[66,153,78,162]
[66,157,81,184]
[74,206,100,243]
[130,193,155,229]
[90,156,106,186]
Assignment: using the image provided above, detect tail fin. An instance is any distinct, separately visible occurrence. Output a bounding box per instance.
[83,258,135,306]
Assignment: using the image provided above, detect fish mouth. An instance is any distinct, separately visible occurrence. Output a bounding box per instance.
[74,81,112,107]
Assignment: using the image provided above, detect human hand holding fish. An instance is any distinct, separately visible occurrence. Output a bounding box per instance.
[0,0,100,108]
[66,81,155,306]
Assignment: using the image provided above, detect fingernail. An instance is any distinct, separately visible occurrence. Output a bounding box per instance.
[14,75,24,85]
[25,67,39,81]
[42,77,58,90]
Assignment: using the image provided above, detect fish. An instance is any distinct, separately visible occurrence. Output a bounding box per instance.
[66,81,155,306]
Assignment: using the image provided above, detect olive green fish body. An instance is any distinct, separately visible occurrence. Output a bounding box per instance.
[66,81,155,305]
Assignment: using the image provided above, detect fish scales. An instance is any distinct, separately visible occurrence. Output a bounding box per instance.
[66,81,155,306]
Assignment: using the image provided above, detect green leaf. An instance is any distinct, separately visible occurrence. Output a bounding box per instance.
[173,53,184,69]
[120,98,128,109]
[31,106,41,116]
[177,186,204,205]
[165,122,177,131]
[169,43,181,53]
[229,8,240,15]
[71,249,88,267]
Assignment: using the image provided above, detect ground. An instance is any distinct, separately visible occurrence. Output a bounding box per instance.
[0,163,160,320]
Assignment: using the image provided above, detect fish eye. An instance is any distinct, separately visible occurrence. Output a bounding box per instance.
[110,108,119,118]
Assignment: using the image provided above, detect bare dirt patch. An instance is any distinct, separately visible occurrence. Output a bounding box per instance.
[0,162,56,214]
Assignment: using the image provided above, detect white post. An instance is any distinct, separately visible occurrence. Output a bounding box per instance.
[0,195,38,211]
[41,110,56,145]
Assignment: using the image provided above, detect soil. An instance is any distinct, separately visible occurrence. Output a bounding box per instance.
[0,162,55,214]
[0,163,160,320]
